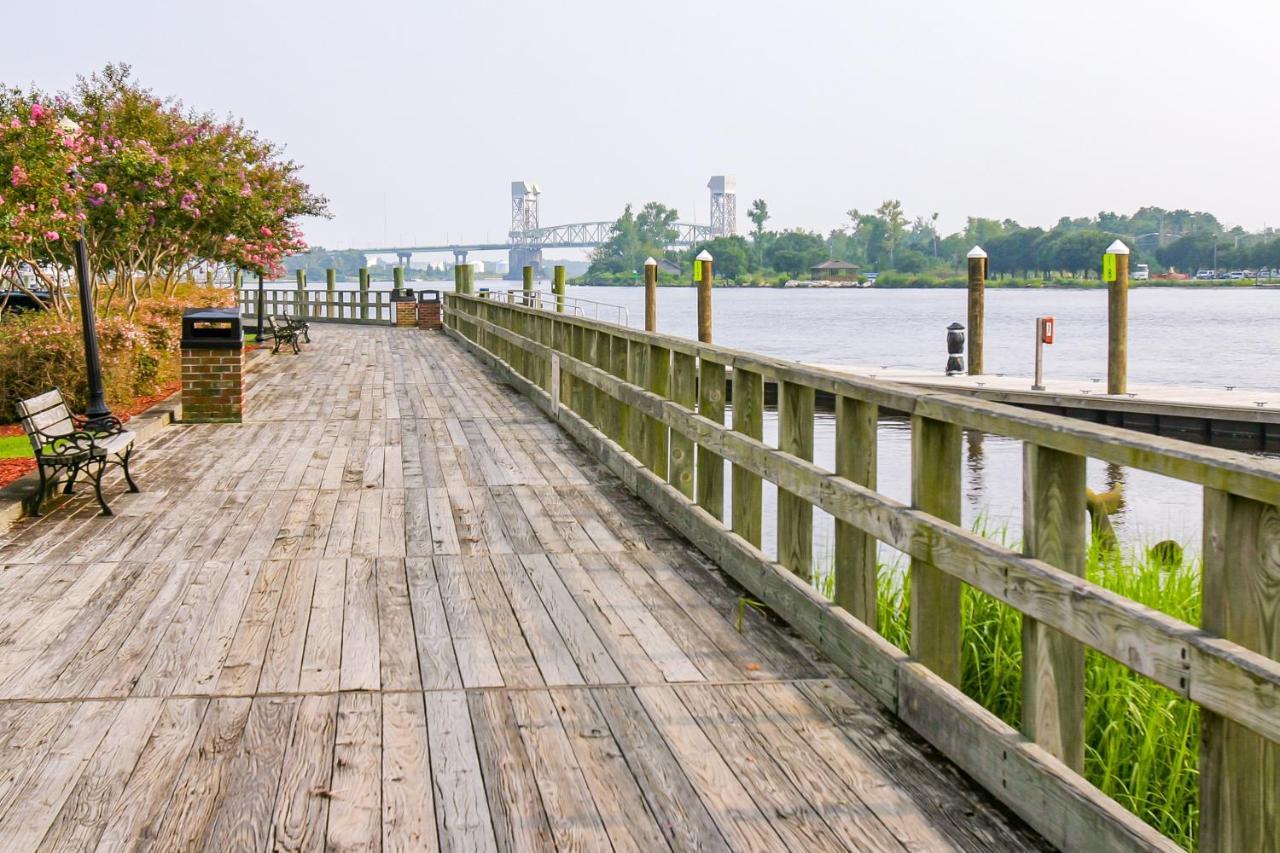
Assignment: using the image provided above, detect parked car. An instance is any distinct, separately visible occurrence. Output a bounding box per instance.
[1196,269,1216,280]
[1229,271,1245,280]
[1132,263,1150,281]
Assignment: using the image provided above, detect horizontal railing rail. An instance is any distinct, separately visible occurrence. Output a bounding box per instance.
[480,288,631,325]
[442,291,1280,853]
[236,286,395,325]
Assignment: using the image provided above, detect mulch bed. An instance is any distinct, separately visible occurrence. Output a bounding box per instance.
[0,380,181,490]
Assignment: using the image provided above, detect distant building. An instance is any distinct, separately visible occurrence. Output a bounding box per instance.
[809,260,861,282]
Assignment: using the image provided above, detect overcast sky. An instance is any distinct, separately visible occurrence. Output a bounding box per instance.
[5,0,1278,253]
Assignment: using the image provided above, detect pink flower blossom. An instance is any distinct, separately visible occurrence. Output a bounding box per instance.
[10,164,28,187]
[30,103,45,121]
[44,230,59,241]
[92,181,108,194]
[260,226,272,237]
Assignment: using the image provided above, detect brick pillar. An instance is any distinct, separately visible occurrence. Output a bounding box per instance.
[181,346,243,423]
[417,298,442,330]
[395,300,417,327]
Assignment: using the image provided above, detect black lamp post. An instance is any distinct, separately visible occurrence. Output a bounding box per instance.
[73,227,112,429]
[255,272,265,341]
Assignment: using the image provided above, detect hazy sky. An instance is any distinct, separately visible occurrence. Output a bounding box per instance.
[5,0,1278,254]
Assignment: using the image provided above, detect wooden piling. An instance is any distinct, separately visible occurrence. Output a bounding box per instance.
[553,265,566,312]
[393,266,405,291]
[454,264,462,294]
[696,250,713,343]
[644,256,658,332]
[359,267,370,320]
[1021,444,1087,771]
[295,269,306,318]
[1106,240,1130,395]
[523,265,534,305]
[967,246,987,375]
[326,268,336,319]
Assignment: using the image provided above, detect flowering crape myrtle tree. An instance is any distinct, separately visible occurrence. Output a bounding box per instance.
[0,64,327,318]
[0,89,86,313]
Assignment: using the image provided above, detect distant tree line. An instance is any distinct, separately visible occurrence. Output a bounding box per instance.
[585,199,1275,283]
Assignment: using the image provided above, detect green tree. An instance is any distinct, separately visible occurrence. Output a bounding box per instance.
[763,230,826,276]
[588,201,679,275]
[748,198,769,243]
[689,236,752,279]
[877,199,907,267]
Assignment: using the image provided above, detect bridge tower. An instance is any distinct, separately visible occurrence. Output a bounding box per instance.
[708,176,737,237]
[508,181,543,280]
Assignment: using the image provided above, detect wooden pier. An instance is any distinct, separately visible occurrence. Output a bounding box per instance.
[807,365,1280,450]
[447,293,1280,852]
[0,327,1044,851]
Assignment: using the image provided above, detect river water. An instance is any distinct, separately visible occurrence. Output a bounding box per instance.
[281,281,1280,560]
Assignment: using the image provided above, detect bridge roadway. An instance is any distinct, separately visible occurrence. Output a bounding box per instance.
[0,326,1046,850]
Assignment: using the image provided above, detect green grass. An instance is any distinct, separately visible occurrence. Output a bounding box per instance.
[814,527,1200,850]
[0,435,32,459]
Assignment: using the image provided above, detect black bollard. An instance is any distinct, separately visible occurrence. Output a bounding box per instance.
[946,322,965,376]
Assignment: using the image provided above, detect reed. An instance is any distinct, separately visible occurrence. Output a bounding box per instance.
[813,528,1201,849]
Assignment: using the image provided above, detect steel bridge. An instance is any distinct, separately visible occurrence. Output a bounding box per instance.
[351,178,735,278]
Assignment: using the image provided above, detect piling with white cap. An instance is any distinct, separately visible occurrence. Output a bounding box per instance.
[644,256,658,331]
[966,245,988,375]
[1105,239,1131,394]
[696,249,713,343]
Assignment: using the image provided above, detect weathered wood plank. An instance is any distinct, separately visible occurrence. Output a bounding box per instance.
[834,394,878,627]
[1200,487,1280,852]
[910,415,963,686]
[1021,444,1087,771]
[777,380,814,581]
[730,367,763,548]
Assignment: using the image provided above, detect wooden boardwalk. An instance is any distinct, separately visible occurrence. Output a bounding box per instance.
[0,325,1047,851]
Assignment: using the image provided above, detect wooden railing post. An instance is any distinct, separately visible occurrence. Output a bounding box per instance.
[610,334,630,448]
[910,415,963,686]
[834,395,878,627]
[731,367,764,548]
[778,380,815,580]
[670,352,697,499]
[648,343,670,479]
[1021,444,1087,771]
[627,337,648,460]
[295,269,306,317]
[1201,488,1280,852]
[326,268,336,319]
[696,357,725,521]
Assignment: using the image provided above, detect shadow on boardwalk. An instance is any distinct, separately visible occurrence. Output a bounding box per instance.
[0,325,1048,851]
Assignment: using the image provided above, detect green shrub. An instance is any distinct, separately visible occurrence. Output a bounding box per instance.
[0,284,231,418]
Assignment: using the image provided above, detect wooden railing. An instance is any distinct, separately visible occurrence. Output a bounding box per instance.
[444,292,1280,853]
[236,286,394,324]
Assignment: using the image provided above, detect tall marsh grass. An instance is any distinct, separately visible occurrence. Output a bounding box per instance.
[814,528,1201,849]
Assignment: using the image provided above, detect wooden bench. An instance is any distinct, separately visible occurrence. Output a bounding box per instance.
[16,389,139,517]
